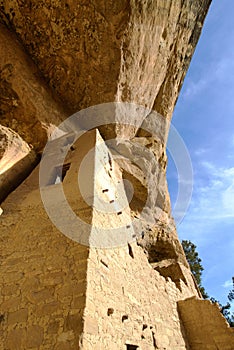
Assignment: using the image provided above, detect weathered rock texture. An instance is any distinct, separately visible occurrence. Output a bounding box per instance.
[178,297,234,350]
[0,0,211,123]
[0,23,67,149]
[1,0,233,350]
[0,0,211,190]
[0,22,68,200]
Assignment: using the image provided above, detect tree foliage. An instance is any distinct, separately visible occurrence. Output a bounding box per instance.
[181,240,208,298]
[228,277,234,302]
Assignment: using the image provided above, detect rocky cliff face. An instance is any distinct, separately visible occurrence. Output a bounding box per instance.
[2,1,232,350]
[0,0,211,128]
[0,0,211,245]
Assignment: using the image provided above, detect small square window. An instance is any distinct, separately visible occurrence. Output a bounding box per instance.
[126,345,139,350]
[47,163,71,185]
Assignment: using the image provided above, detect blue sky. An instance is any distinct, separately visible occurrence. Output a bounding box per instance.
[167,0,234,305]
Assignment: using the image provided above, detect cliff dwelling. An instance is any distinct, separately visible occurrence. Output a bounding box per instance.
[0,1,234,349]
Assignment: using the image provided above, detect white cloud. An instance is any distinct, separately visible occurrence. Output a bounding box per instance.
[182,56,234,100]
[183,78,208,98]
[194,162,234,220]
[194,148,210,156]
[222,280,233,288]
[175,160,234,244]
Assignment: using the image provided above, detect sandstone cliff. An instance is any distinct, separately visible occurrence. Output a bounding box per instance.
[1,1,233,350]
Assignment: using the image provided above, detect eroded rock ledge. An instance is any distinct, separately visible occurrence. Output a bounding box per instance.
[0,0,211,208]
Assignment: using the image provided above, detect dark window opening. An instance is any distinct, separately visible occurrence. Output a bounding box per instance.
[61,163,71,181]
[108,152,112,168]
[122,315,128,322]
[128,243,134,259]
[47,163,71,185]
[152,331,157,348]
[126,345,139,350]
[55,163,71,183]
[107,308,114,316]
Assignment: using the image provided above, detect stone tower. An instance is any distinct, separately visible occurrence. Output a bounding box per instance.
[0,1,234,349]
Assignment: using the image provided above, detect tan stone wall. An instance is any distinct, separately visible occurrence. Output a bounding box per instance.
[1,129,234,350]
[0,168,89,349]
[0,131,198,349]
[178,297,234,350]
[82,244,198,350]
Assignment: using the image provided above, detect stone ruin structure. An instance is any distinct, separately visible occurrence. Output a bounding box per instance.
[0,0,234,349]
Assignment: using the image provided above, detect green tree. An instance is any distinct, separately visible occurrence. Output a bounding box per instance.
[228,277,234,302]
[181,240,208,299]
[226,277,234,326]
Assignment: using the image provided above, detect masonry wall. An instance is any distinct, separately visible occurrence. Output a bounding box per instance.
[178,297,234,350]
[0,156,89,350]
[81,244,198,350]
[0,131,198,350]
[1,129,234,350]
